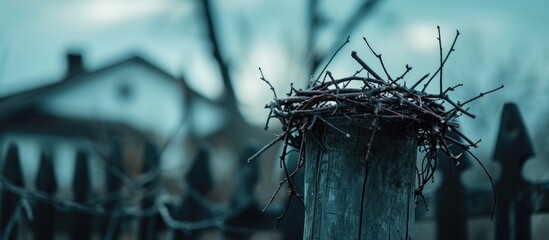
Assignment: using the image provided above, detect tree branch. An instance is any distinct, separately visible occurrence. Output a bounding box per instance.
[200,0,237,104]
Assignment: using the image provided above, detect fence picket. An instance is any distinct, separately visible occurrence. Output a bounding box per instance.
[172,147,213,239]
[493,103,535,240]
[103,140,124,240]
[436,130,470,240]
[3,101,549,239]
[139,141,160,240]
[224,145,261,240]
[0,143,24,240]
[71,150,92,240]
[33,150,58,240]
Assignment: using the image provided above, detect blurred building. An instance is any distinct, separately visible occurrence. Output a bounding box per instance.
[0,51,285,239]
[0,52,189,187]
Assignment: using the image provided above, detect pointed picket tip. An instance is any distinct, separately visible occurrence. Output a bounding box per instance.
[493,103,534,164]
[186,146,212,195]
[72,150,90,196]
[36,150,58,194]
[2,143,24,186]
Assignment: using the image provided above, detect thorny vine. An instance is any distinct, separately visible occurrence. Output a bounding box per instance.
[249,26,503,226]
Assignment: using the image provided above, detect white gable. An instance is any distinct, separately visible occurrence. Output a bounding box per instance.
[41,61,185,137]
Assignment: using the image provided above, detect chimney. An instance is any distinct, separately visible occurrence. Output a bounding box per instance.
[66,52,85,77]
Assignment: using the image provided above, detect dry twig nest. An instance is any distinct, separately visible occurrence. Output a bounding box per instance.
[250,27,503,226]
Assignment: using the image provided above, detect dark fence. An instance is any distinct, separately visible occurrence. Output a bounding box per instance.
[0,138,301,239]
[0,102,547,239]
[416,102,549,240]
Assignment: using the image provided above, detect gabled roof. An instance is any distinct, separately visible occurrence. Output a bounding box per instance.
[0,55,183,120]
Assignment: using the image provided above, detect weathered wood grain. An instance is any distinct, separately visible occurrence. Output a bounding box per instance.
[304,116,417,240]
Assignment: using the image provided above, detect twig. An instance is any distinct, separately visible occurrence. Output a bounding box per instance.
[312,76,385,90]
[443,83,463,95]
[422,29,460,93]
[326,71,340,91]
[459,85,504,107]
[0,176,157,218]
[442,97,477,119]
[317,116,350,138]
[437,26,443,96]
[411,73,430,90]
[264,109,273,131]
[279,128,304,203]
[466,149,497,220]
[452,128,479,148]
[259,67,278,100]
[1,200,24,239]
[156,196,257,231]
[314,36,351,84]
[362,37,393,81]
[262,182,284,213]
[351,51,384,81]
[256,26,501,226]
[274,194,293,229]
[248,133,286,162]
[392,64,413,85]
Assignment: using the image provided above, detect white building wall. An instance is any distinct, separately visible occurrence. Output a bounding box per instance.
[41,62,185,138]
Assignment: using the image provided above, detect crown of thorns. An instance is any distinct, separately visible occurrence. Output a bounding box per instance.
[249,27,502,226]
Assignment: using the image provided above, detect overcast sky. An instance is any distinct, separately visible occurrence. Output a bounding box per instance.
[1,0,547,92]
[1,0,548,181]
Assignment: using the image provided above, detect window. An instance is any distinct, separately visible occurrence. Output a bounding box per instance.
[117,82,133,101]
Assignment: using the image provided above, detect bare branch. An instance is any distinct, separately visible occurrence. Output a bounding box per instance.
[411,73,430,90]
[257,26,500,225]
[459,85,504,107]
[314,36,351,84]
[200,0,237,105]
[466,149,497,220]
[422,29,460,92]
[351,51,384,81]
[247,133,286,162]
[259,67,278,100]
[362,37,393,82]
[437,26,443,95]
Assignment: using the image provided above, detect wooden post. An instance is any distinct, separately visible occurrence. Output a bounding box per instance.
[493,103,534,240]
[304,117,417,240]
